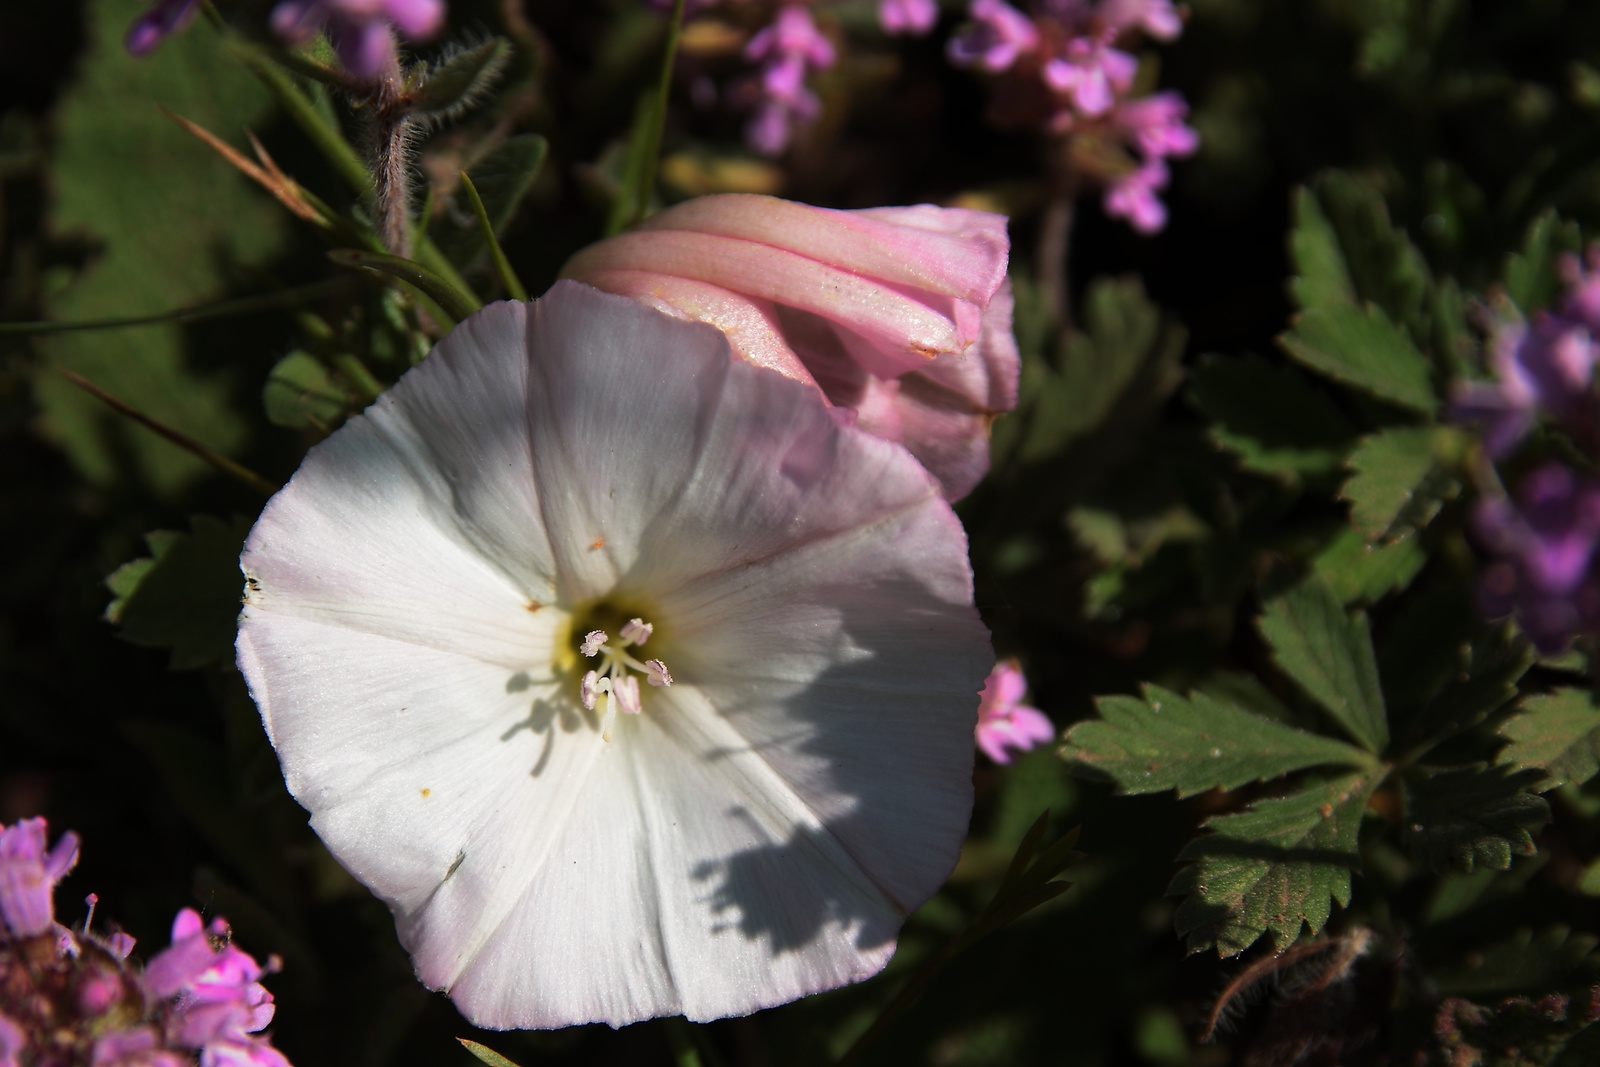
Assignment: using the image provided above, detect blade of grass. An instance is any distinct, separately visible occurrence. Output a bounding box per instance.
[605,0,686,235]
[460,172,529,301]
[327,248,481,324]
[0,281,348,335]
[57,369,279,495]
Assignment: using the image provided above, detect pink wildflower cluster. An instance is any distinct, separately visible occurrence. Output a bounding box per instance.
[975,660,1054,763]
[0,818,290,1067]
[127,0,445,81]
[946,0,1197,233]
[744,6,837,156]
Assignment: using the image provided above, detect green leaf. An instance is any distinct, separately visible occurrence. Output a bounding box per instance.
[1433,990,1600,1067]
[1171,771,1378,956]
[1279,303,1437,414]
[1312,171,1433,335]
[1189,354,1358,477]
[1499,689,1600,789]
[409,38,511,120]
[36,0,287,494]
[1063,685,1373,797]
[1021,276,1183,461]
[327,248,481,325]
[1260,578,1390,752]
[1288,186,1357,311]
[1434,926,1600,997]
[1341,426,1458,543]
[1403,764,1549,874]
[457,1040,526,1067]
[1505,209,1583,314]
[103,515,249,669]
[263,351,352,431]
[1311,526,1426,604]
[1406,627,1534,751]
[434,133,549,270]
[605,0,686,234]
[460,173,528,302]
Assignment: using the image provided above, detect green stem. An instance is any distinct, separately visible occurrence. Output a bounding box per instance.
[328,248,481,324]
[58,368,279,495]
[605,0,686,235]
[460,173,529,301]
[0,281,347,335]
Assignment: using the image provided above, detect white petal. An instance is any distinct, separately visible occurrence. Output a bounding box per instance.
[443,683,899,1029]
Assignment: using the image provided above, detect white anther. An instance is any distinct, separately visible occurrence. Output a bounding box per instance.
[620,618,653,647]
[613,675,642,715]
[644,659,673,687]
[580,630,608,657]
[580,670,602,710]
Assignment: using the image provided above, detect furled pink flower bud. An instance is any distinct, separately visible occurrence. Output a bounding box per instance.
[564,195,1019,498]
[975,659,1054,764]
[0,818,78,938]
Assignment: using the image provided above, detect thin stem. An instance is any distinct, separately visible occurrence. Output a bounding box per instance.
[0,281,346,335]
[637,0,687,219]
[461,172,529,301]
[57,369,279,495]
[1037,189,1076,332]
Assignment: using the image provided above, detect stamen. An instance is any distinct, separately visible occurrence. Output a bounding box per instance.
[599,689,617,742]
[645,659,673,687]
[620,618,653,646]
[580,630,608,657]
[83,893,98,934]
[613,675,642,715]
[581,670,602,710]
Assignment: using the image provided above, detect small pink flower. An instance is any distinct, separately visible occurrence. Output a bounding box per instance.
[125,0,200,56]
[1114,90,1199,159]
[144,909,283,1067]
[564,195,1019,498]
[947,0,1040,73]
[1103,160,1170,234]
[1099,0,1183,40]
[975,660,1054,764]
[742,6,836,155]
[0,818,79,938]
[1042,35,1137,117]
[0,1013,25,1067]
[880,0,939,35]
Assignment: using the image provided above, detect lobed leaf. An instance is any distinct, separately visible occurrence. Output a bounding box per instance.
[1260,578,1390,752]
[1279,303,1436,414]
[1341,426,1458,543]
[1402,764,1549,874]
[1171,771,1378,956]
[1312,171,1433,337]
[103,515,250,669]
[1498,689,1600,789]
[1434,926,1600,998]
[1311,526,1426,605]
[1288,186,1358,312]
[1189,353,1358,477]
[409,38,511,120]
[1063,684,1373,798]
[1405,627,1534,752]
[1504,209,1583,314]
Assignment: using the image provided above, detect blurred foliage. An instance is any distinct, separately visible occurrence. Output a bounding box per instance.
[8,0,1600,1066]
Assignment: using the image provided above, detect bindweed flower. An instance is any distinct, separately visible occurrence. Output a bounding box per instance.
[1474,464,1600,654]
[563,194,1019,499]
[235,282,992,1028]
[0,820,290,1067]
[270,0,446,82]
[880,0,940,36]
[125,0,200,56]
[743,6,837,155]
[975,660,1054,763]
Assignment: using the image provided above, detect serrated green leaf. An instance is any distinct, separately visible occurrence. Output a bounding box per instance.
[1311,526,1426,604]
[1288,186,1358,311]
[35,0,285,494]
[263,351,351,430]
[1313,171,1433,336]
[1341,426,1459,542]
[1279,304,1436,414]
[1260,578,1389,752]
[1435,926,1600,997]
[1403,764,1549,874]
[1505,209,1583,314]
[1499,689,1600,789]
[1063,685,1373,797]
[102,515,249,669]
[1406,627,1534,750]
[1022,276,1181,460]
[1171,771,1377,956]
[409,38,511,119]
[1189,354,1358,477]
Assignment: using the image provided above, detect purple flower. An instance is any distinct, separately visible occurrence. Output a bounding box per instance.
[1113,90,1199,159]
[1103,160,1170,234]
[1098,0,1182,39]
[948,0,1040,73]
[270,0,446,81]
[1560,247,1600,334]
[125,0,200,56]
[1474,464,1600,653]
[976,660,1054,763]
[1042,34,1136,116]
[0,817,78,938]
[742,6,836,156]
[0,1014,24,1067]
[1452,312,1597,458]
[880,0,940,34]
